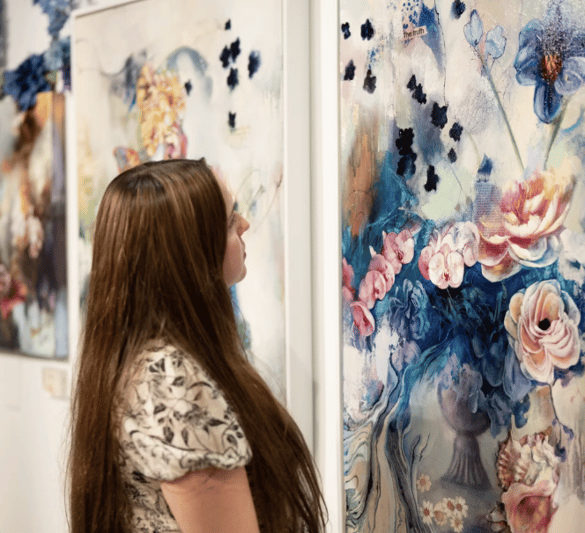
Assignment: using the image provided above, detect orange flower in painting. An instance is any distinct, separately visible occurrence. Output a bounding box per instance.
[504,280,581,383]
[136,64,186,156]
[478,160,576,281]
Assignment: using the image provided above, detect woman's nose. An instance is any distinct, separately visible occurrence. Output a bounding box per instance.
[240,216,250,234]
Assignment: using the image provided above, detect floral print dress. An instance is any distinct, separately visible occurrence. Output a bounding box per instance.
[117,341,252,533]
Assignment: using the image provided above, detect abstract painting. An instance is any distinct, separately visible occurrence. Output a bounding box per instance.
[341,1,585,532]
[0,92,67,357]
[75,0,285,394]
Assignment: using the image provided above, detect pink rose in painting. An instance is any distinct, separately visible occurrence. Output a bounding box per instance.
[350,300,375,336]
[418,223,479,289]
[501,480,557,533]
[342,257,356,303]
[504,280,581,383]
[382,229,415,274]
[497,432,560,533]
[358,270,387,309]
[478,160,576,281]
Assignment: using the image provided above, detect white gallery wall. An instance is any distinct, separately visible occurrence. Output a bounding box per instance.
[0,1,343,532]
[0,2,73,532]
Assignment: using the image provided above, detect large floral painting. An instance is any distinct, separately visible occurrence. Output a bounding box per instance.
[341,0,585,532]
[75,0,285,394]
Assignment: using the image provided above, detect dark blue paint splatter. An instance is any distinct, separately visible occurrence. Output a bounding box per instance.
[396,128,417,177]
[341,22,351,39]
[448,148,457,162]
[449,122,463,141]
[230,38,241,62]
[227,68,238,90]
[431,102,448,128]
[220,46,231,68]
[396,128,415,154]
[220,38,241,68]
[478,155,493,175]
[397,153,417,177]
[363,68,376,93]
[184,80,192,95]
[452,0,466,19]
[248,51,261,78]
[225,20,231,30]
[407,75,427,104]
[228,112,236,128]
[361,19,374,40]
[344,60,356,80]
[425,165,440,191]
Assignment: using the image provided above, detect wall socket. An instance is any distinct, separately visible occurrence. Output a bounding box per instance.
[42,367,68,399]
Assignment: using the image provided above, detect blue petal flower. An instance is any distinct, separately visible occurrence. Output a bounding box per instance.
[533,81,563,125]
[556,56,585,94]
[464,9,483,47]
[485,25,506,59]
[514,21,545,85]
[514,17,585,123]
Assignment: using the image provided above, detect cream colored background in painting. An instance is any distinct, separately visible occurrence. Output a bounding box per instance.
[74,0,286,398]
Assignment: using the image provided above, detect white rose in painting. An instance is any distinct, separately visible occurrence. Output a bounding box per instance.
[504,280,581,383]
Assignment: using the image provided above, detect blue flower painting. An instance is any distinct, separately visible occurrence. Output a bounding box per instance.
[340,0,585,532]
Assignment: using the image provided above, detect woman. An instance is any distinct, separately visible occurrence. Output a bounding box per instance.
[69,159,326,533]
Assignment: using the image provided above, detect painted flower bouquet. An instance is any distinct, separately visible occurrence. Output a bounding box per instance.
[342,2,585,532]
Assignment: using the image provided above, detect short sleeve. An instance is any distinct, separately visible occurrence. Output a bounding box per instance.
[118,344,252,482]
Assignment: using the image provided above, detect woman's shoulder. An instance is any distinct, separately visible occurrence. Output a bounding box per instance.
[118,339,252,479]
[127,340,212,387]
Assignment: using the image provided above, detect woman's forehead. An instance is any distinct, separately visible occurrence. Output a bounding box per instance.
[217,178,235,209]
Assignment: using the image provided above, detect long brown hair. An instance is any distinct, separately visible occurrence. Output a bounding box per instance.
[68,159,326,532]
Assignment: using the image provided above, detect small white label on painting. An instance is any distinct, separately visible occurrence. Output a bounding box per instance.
[403,26,427,41]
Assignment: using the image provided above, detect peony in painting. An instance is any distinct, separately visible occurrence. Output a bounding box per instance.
[75,0,285,395]
[341,0,585,532]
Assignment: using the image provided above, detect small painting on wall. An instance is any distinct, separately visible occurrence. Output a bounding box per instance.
[75,0,286,396]
[340,0,585,531]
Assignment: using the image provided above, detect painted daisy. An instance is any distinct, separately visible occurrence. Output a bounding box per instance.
[433,502,448,526]
[421,501,434,525]
[416,473,432,493]
[453,496,468,518]
[451,514,465,533]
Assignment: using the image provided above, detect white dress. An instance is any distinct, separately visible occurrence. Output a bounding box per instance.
[117,341,252,532]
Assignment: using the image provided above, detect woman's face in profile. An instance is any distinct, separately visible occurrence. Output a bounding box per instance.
[219,180,250,287]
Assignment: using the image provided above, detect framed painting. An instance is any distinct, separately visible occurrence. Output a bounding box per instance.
[73,0,313,434]
[340,0,585,532]
[0,91,67,358]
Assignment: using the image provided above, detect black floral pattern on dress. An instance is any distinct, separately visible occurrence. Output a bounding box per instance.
[117,342,252,532]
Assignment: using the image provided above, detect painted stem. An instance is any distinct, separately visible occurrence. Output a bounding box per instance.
[544,99,569,170]
[478,52,525,173]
